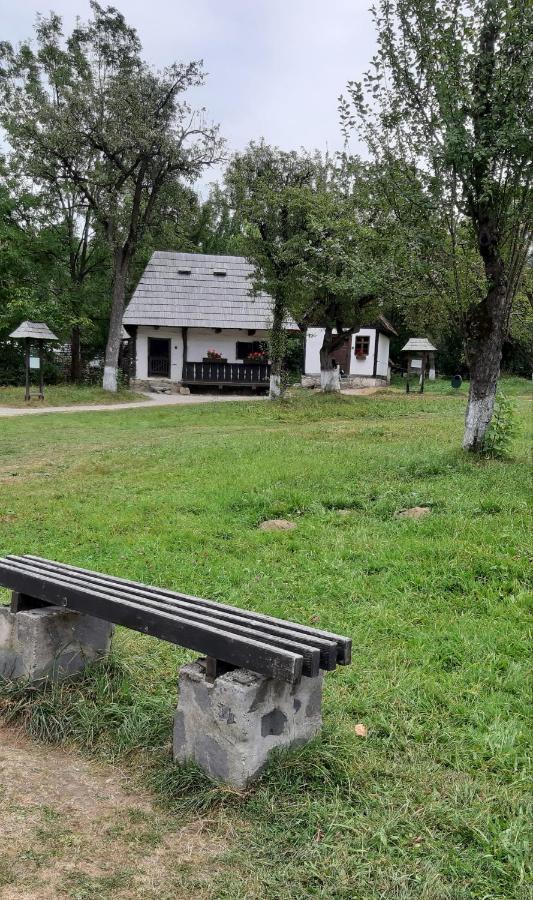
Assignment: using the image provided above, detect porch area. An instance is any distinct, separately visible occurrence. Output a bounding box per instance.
[182,360,271,388]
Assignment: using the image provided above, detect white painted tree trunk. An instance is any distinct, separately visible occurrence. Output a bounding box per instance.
[103,250,129,393]
[462,384,497,451]
[269,374,282,399]
[320,367,341,392]
[103,365,118,393]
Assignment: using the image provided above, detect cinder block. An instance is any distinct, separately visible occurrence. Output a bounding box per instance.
[0,605,113,681]
[173,659,323,788]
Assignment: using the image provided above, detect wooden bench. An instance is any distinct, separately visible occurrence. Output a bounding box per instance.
[0,554,351,786]
[0,554,351,684]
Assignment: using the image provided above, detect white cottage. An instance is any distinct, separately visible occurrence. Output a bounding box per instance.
[303,316,397,388]
[123,251,296,391]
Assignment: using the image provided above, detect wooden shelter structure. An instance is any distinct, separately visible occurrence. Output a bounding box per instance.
[9,321,58,401]
[401,338,437,393]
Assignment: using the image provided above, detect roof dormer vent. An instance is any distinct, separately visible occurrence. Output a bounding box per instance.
[213,270,227,277]
[178,269,191,275]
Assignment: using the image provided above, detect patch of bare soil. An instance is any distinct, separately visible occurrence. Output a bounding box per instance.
[396,506,432,519]
[0,724,226,900]
[340,386,383,396]
[258,519,296,531]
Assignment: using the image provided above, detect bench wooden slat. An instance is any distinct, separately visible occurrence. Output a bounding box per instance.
[19,555,352,665]
[0,561,304,684]
[9,557,337,671]
[3,559,322,677]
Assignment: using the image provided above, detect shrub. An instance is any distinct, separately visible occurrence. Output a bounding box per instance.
[482,391,517,459]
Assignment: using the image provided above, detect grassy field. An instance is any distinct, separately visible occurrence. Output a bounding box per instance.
[0,379,531,898]
[0,383,146,407]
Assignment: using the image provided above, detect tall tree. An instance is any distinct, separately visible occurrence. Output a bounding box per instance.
[0,2,222,391]
[224,142,321,398]
[287,158,389,391]
[341,0,533,450]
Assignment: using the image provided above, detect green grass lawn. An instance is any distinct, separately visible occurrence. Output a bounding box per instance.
[0,383,147,407]
[0,379,531,898]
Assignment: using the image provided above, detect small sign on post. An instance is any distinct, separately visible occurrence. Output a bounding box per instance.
[9,321,58,401]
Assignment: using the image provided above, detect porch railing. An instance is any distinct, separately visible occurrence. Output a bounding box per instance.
[182,361,271,386]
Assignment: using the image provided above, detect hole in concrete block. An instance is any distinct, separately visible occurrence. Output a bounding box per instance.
[261,708,287,737]
[218,704,236,724]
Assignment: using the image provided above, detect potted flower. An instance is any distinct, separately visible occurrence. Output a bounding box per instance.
[203,349,227,363]
[245,350,267,364]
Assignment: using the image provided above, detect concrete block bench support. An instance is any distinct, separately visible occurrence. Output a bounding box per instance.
[0,600,113,681]
[174,659,323,788]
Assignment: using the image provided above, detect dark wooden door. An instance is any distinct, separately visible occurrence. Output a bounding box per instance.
[148,338,171,377]
[328,335,351,375]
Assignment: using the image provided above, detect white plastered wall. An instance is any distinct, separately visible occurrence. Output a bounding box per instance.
[136,326,183,382]
[305,327,382,376]
[350,329,376,377]
[187,328,270,364]
[304,328,324,374]
[376,333,390,378]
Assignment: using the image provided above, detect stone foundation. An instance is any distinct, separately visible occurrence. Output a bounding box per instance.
[0,605,113,681]
[173,659,323,788]
[301,374,388,389]
[131,378,181,393]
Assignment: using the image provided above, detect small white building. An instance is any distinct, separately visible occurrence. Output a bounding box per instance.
[123,251,296,391]
[303,316,397,388]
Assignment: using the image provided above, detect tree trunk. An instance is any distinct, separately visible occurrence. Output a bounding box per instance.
[70,325,82,383]
[269,301,286,400]
[269,373,282,399]
[463,256,509,451]
[319,328,341,393]
[103,250,130,392]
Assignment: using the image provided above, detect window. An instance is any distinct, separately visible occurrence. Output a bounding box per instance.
[236,341,264,360]
[355,335,370,357]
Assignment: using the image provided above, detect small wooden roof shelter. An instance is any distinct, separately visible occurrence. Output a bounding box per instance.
[401,338,437,393]
[9,320,58,401]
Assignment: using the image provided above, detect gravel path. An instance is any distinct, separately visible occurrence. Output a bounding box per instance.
[0,391,263,417]
[0,386,383,417]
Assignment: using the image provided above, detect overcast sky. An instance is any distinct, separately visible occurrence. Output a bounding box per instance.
[3,0,374,188]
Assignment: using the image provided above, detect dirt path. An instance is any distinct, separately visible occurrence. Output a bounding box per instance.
[340,386,383,396]
[0,724,226,899]
[0,385,386,417]
[0,392,262,418]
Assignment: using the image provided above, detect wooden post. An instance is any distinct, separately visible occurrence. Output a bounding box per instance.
[38,341,44,399]
[24,338,30,402]
[406,354,410,393]
[420,352,426,393]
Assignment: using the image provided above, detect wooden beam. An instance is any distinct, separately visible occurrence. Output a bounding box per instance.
[0,561,306,683]
[17,555,351,664]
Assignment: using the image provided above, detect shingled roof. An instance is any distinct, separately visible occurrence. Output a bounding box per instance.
[9,321,58,341]
[401,338,437,352]
[123,251,296,330]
